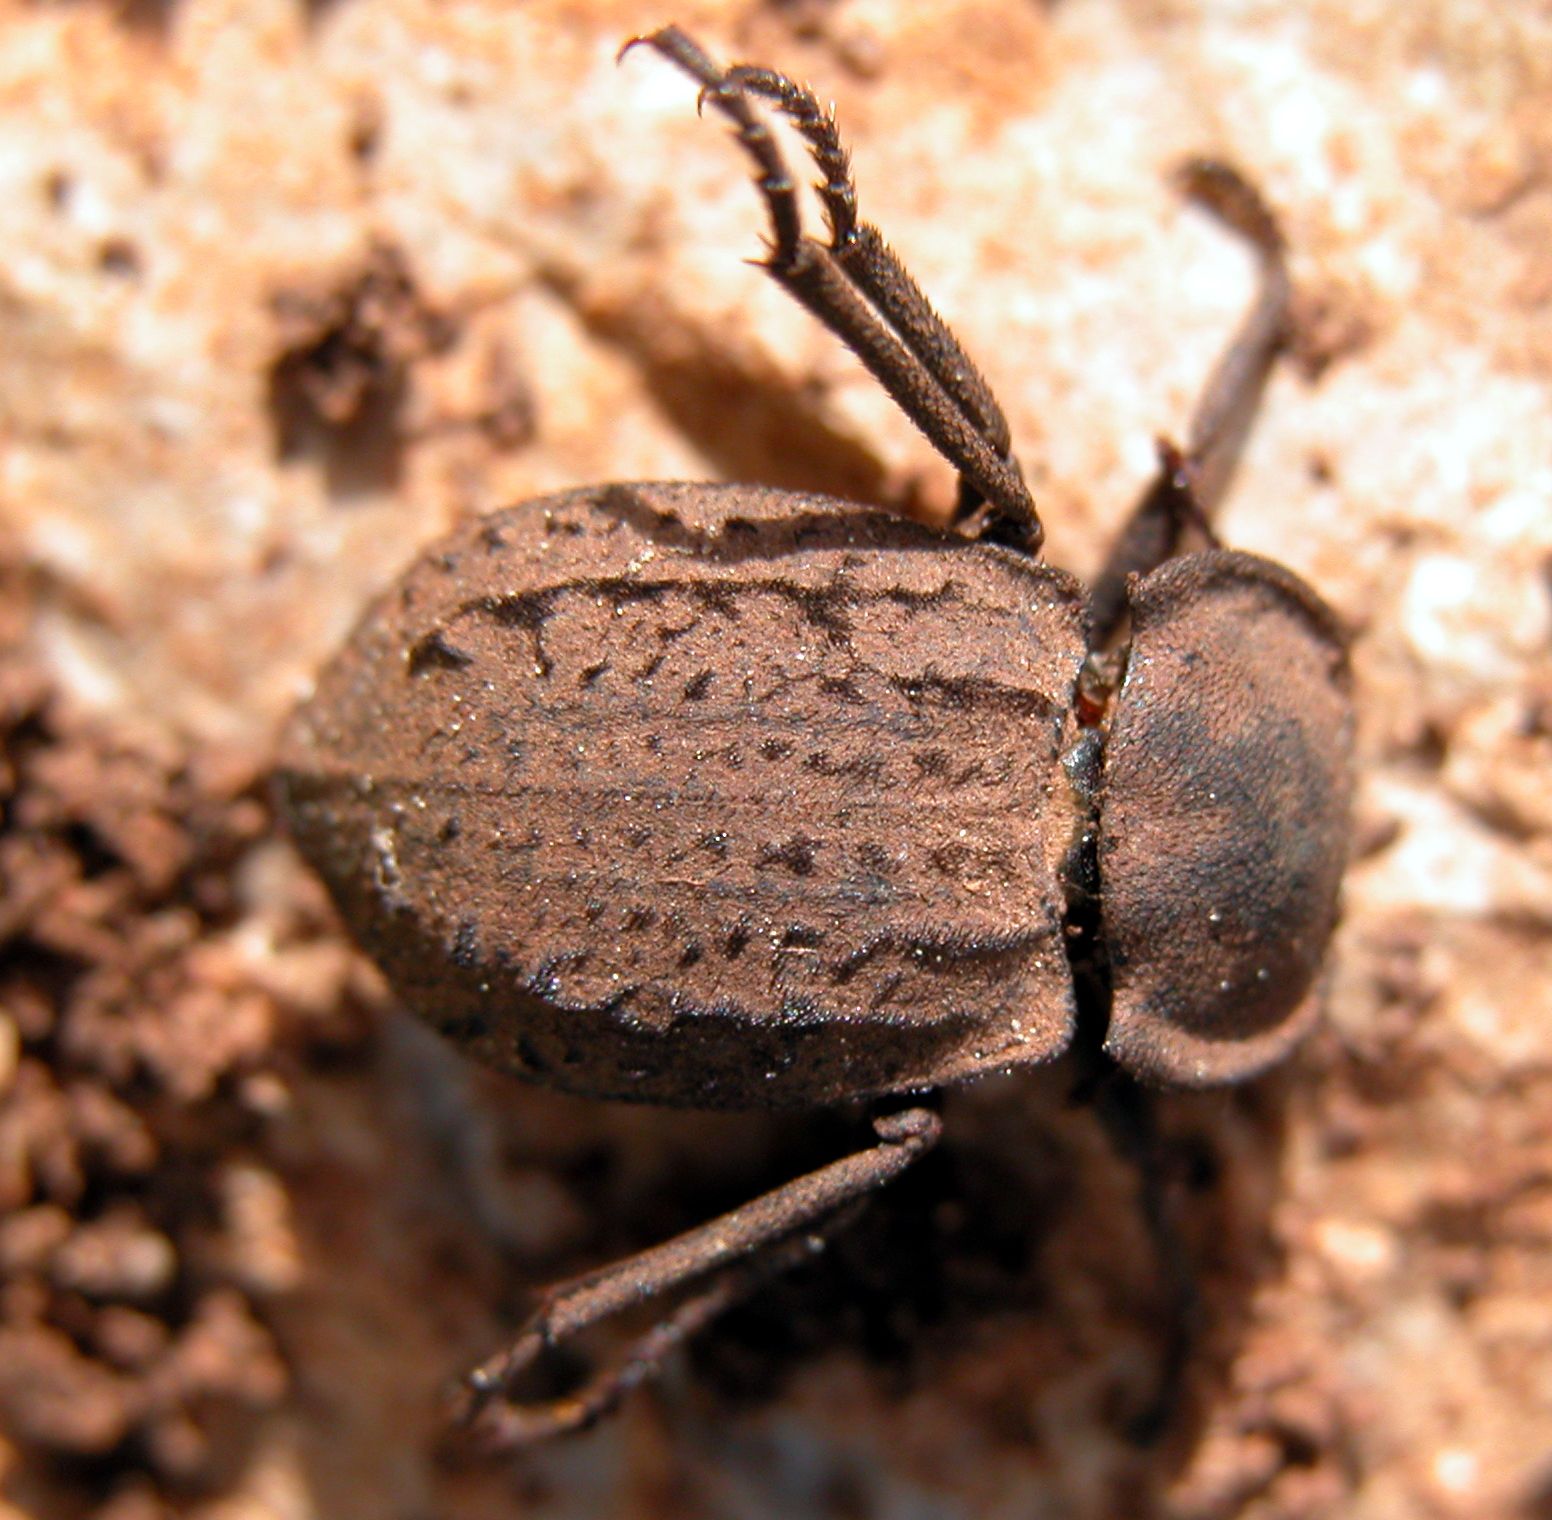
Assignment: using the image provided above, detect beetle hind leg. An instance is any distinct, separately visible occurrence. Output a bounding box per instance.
[624,27,1042,553]
[724,64,1018,467]
[448,1104,942,1450]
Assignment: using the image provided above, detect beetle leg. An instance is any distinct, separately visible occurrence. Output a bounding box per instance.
[450,1104,942,1449]
[725,66,1017,467]
[1169,159,1291,511]
[1088,160,1291,647]
[450,1211,854,1451]
[1089,1071,1201,1445]
[623,27,1042,554]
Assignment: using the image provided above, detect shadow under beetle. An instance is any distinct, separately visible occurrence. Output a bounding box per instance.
[277,26,1355,1449]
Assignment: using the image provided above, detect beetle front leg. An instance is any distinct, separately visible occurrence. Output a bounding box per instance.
[449,1104,942,1450]
[1088,160,1291,646]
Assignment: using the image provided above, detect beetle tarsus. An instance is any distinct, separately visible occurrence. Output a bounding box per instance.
[725,67,1016,462]
[724,65,859,245]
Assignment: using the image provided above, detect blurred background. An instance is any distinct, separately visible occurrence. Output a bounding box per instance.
[1,1,1550,1515]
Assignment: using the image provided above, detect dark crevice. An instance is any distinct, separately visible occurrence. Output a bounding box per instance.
[1058,717,1113,1068]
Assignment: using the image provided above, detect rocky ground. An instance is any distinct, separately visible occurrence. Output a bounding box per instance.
[2,1,1550,1516]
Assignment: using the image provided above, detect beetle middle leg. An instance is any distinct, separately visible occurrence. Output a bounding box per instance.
[1087,160,1292,646]
[1088,1070,1201,1443]
[450,1104,942,1450]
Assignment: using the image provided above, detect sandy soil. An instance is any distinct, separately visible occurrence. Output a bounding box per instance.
[2,2,1550,1516]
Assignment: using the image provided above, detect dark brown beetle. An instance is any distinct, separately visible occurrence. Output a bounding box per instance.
[277,27,1354,1448]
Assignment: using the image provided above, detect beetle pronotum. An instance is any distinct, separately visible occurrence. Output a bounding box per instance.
[277,26,1353,1449]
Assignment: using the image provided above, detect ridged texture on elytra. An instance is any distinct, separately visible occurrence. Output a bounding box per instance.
[1099,550,1355,1087]
[278,483,1090,1108]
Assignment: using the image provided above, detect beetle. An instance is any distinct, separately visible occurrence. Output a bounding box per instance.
[276,26,1354,1448]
